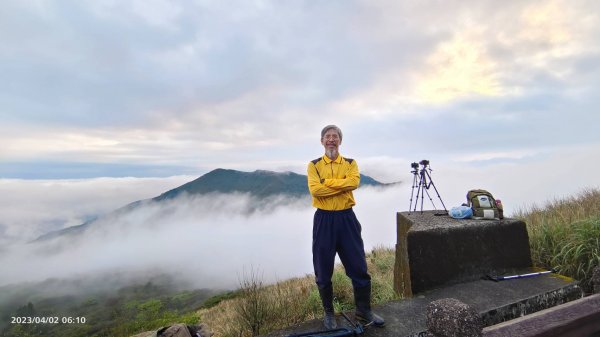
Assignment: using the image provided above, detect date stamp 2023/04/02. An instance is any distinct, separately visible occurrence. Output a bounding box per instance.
[11,316,87,324]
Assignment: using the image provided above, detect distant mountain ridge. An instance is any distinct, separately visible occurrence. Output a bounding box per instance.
[34,168,388,242]
[156,168,384,200]
[156,169,307,200]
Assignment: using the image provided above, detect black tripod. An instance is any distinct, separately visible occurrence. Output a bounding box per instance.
[408,160,448,215]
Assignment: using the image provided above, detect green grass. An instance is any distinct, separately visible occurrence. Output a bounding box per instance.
[514,188,600,293]
[0,281,215,337]
[198,247,399,337]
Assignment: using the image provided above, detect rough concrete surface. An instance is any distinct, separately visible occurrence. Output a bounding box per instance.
[264,272,581,337]
[426,298,482,337]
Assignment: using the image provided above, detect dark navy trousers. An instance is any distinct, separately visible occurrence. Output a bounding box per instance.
[312,208,371,290]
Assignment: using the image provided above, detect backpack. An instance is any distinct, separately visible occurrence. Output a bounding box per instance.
[466,189,500,220]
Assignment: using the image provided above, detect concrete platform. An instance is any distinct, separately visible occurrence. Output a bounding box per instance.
[265,272,582,337]
[394,211,532,295]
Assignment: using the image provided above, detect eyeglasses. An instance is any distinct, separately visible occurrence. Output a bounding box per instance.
[323,134,340,140]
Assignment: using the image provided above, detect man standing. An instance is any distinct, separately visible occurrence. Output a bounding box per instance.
[307,125,385,329]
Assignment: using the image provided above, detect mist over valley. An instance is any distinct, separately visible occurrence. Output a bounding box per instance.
[0,169,399,294]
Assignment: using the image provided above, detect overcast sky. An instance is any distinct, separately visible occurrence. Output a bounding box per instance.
[1,0,598,178]
[1,1,600,240]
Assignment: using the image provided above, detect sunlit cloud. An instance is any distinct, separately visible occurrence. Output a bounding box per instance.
[415,31,504,103]
[520,1,572,46]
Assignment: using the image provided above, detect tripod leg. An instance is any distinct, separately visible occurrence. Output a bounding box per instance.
[408,173,418,214]
[414,176,423,213]
[424,188,437,211]
[420,185,425,213]
[420,170,427,213]
[424,170,448,212]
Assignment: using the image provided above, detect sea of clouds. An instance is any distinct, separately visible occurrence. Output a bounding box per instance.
[1,146,599,290]
[0,182,401,289]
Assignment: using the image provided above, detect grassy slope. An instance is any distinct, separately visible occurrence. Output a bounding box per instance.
[514,188,600,293]
[197,247,398,337]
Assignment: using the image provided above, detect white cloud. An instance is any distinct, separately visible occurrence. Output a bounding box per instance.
[0,176,192,243]
[0,187,403,289]
[451,149,538,162]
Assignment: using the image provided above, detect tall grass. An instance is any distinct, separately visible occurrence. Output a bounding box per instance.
[513,188,600,293]
[197,247,398,337]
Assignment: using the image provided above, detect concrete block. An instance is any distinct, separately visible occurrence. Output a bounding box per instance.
[394,211,532,294]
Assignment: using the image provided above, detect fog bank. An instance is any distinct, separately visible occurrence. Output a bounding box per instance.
[0,186,401,289]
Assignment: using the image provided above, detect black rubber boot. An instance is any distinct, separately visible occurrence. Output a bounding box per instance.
[318,286,337,329]
[354,285,385,327]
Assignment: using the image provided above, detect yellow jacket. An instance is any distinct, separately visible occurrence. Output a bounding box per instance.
[307,154,360,210]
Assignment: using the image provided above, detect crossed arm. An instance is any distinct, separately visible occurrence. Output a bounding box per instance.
[307,161,360,197]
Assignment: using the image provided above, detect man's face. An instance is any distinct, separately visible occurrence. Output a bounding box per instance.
[321,129,341,153]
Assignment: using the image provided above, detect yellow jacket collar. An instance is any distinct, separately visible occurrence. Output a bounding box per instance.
[322,154,343,164]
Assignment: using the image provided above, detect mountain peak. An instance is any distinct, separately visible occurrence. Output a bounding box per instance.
[33,168,388,242]
[155,168,309,201]
[156,168,385,201]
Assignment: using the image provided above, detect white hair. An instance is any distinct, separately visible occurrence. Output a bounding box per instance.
[320,125,343,140]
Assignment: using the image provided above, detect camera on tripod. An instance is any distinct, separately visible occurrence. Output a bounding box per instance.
[408,159,447,215]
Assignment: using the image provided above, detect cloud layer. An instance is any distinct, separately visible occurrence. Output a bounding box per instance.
[1,0,599,178]
[0,185,402,289]
[2,146,599,289]
[0,176,192,243]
